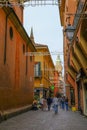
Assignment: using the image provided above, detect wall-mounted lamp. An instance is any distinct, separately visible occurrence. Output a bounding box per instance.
[64,24,75,42]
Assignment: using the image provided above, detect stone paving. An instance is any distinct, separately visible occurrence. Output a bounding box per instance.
[0,108,87,130]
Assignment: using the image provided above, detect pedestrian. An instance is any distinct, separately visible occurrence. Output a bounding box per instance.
[65,97,69,111]
[39,97,44,110]
[31,99,38,111]
[58,97,62,108]
[43,98,48,111]
[52,95,59,114]
[61,96,65,110]
[47,96,52,111]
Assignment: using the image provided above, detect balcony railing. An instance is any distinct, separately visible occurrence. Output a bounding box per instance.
[73,0,85,28]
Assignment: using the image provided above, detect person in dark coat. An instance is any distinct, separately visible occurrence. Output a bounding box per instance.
[47,96,52,111]
[65,97,69,111]
[61,96,65,110]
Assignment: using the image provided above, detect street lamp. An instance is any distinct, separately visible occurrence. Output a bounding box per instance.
[64,24,75,42]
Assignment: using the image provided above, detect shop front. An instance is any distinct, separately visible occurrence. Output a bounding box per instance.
[34,87,49,99]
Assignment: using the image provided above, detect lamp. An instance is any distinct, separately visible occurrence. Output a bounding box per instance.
[64,24,75,42]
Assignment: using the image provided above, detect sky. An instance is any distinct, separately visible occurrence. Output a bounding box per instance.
[23,2,63,66]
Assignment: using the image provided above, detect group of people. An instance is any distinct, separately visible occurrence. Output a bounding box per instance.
[32,95,69,114]
[59,96,69,111]
[31,96,52,111]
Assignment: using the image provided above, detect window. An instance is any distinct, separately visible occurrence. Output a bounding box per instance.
[9,27,13,40]
[26,45,28,75]
[66,6,68,12]
[30,56,32,62]
[23,44,25,54]
[34,62,41,77]
[44,62,45,75]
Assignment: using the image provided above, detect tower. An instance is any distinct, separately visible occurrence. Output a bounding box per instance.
[30,27,35,44]
[55,55,62,73]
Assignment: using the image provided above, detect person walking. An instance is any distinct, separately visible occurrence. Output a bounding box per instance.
[40,97,44,111]
[53,95,59,114]
[43,98,48,111]
[58,97,62,109]
[61,96,65,110]
[65,97,69,111]
[47,96,52,111]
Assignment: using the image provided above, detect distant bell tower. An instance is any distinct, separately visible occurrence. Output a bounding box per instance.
[55,55,62,73]
[30,27,35,44]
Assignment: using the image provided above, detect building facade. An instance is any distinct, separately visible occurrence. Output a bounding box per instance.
[0,1,36,111]
[59,0,87,115]
[29,28,55,98]
[34,44,55,98]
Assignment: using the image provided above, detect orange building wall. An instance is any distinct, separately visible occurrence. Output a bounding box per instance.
[0,8,34,111]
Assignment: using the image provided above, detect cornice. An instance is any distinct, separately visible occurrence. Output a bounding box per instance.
[59,0,66,26]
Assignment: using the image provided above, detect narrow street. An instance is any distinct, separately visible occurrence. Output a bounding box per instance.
[0,108,87,130]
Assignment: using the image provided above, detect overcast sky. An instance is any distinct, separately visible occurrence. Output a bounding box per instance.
[23,3,63,66]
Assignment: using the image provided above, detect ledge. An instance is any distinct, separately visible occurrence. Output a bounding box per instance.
[0,105,32,123]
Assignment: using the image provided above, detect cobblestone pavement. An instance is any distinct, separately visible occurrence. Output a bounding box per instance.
[0,108,87,130]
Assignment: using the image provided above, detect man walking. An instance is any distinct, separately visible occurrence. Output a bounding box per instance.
[65,97,68,111]
[47,96,52,111]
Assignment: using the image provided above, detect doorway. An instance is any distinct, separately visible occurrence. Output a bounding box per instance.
[77,81,82,111]
[84,83,87,115]
[70,88,75,105]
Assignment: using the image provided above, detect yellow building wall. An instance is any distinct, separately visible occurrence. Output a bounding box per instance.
[34,46,55,91]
